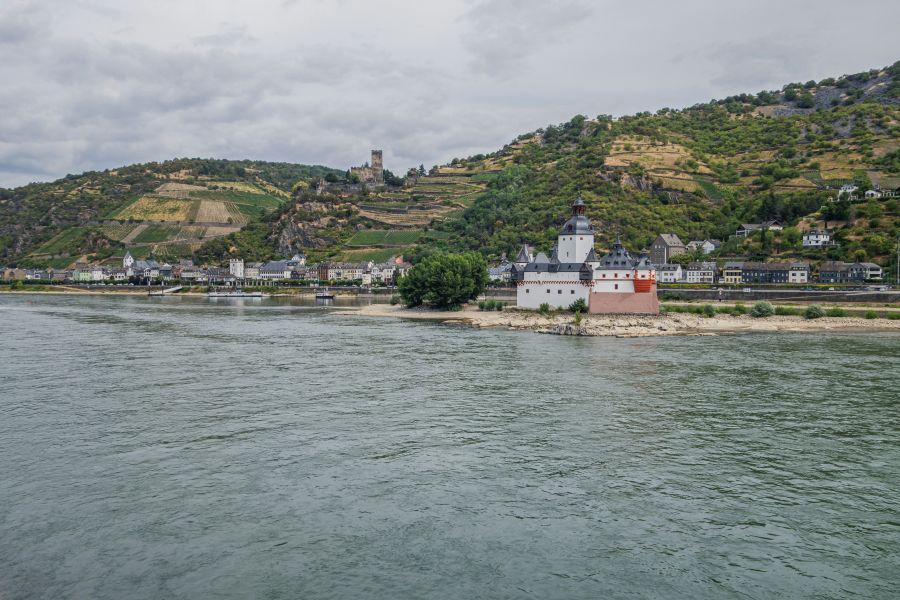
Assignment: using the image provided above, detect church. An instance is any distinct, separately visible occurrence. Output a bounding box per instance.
[511,198,659,315]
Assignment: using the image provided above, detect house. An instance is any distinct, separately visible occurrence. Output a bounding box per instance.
[244,262,262,280]
[685,261,717,284]
[513,198,658,314]
[650,233,686,265]
[735,221,783,237]
[72,265,93,282]
[741,262,791,284]
[851,262,883,281]
[123,251,135,269]
[721,261,744,284]
[286,254,306,269]
[2,267,27,280]
[802,230,836,247]
[109,268,129,282]
[656,263,683,283]
[259,261,291,280]
[818,261,850,283]
[686,239,721,254]
[865,189,882,199]
[488,260,513,282]
[789,262,810,284]
[838,184,858,198]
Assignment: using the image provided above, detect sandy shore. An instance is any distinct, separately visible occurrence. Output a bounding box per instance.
[338,304,900,337]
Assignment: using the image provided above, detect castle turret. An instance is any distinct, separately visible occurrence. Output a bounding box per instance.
[557,197,595,263]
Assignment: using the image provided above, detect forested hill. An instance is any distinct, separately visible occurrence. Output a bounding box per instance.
[421,61,900,266]
[0,158,342,266]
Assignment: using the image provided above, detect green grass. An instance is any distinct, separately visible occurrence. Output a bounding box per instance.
[337,248,403,262]
[34,227,92,255]
[191,190,283,220]
[694,177,723,200]
[100,223,139,241]
[345,229,424,246]
[132,225,179,244]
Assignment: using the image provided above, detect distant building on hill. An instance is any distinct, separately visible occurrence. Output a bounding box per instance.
[686,239,721,254]
[736,221,783,237]
[650,233,686,265]
[350,150,384,184]
[802,230,836,247]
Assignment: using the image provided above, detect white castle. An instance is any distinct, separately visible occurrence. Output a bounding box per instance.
[511,198,659,314]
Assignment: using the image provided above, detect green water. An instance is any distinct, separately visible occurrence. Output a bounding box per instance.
[0,295,898,599]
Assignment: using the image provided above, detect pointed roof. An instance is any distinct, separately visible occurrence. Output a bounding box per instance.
[515,244,532,263]
[584,248,599,262]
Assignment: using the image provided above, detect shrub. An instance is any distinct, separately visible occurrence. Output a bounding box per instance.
[703,304,716,317]
[775,306,801,316]
[569,297,588,313]
[574,310,582,326]
[538,302,551,316]
[495,302,503,312]
[804,305,825,319]
[864,310,878,320]
[751,301,774,318]
[389,294,400,305]
[826,307,847,317]
[478,300,487,310]
[733,303,747,315]
[887,312,900,320]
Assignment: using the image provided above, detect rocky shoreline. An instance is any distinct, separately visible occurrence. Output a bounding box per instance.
[341,304,900,337]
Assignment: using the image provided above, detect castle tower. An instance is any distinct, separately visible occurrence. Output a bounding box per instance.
[371,150,384,183]
[557,197,594,263]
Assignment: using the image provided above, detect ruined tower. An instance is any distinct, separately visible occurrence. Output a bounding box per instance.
[371,150,384,183]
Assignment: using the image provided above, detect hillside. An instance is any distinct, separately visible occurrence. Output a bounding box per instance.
[421,61,900,267]
[0,158,341,268]
[4,61,899,271]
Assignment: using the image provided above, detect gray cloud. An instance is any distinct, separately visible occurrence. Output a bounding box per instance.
[0,0,898,187]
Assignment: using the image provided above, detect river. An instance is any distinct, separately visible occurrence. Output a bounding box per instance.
[0,294,897,599]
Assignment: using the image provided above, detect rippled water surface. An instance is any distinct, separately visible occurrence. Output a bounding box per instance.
[1,294,898,599]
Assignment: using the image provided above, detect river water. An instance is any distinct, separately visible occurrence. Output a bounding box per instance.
[1,294,898,599]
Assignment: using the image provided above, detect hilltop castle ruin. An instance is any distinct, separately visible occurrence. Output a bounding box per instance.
[350,150,384,184]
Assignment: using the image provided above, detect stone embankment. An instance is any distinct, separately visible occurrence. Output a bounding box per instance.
[345,304,900,337]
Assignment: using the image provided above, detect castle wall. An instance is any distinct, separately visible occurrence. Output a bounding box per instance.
[517,273,590,309]
[588,288,660,315]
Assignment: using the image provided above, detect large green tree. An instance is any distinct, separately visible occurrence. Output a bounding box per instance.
[398,252,488,309]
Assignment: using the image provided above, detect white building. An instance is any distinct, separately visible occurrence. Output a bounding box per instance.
[229,258,245,279]
[123,251,135,269]
[685,262,717,284]
[789,262,810,284]
[802,230,834,247]
[512,199,658,314]
[686,239,721,255]
[656,263,683,283]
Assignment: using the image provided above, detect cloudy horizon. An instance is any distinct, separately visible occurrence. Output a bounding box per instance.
[1,0,898,188]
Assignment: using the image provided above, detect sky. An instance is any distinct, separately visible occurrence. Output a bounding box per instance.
[1,0,898,188]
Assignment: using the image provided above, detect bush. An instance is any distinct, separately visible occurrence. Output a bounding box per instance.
[389,294,400,305]
[495,302,503,312]
[574,310,582,326]
[775,305,801,316]
[703,304,716,317]
[826,307,847,317]
[733,303,747,315]
[538,302,551,316]
[569,297,588,313]
[864,310,877,320]
[887,312,900,320]
[751,301,774,318]
[398,252,489,309]
[804,305,825,319]
[477,300,487,310]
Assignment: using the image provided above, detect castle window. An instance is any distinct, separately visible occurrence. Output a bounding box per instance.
[615,284,619,290]
[558,290,562,294]
[547,289,550,294]
[571,290,575,294]
[525,289,529,293]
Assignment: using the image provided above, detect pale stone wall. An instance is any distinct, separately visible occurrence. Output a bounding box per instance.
[588,289,660,315]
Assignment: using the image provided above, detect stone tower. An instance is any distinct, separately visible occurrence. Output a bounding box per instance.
[371,150,384,183]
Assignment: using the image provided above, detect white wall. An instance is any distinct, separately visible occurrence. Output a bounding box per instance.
[591,271,636,293]
[517,272,589,309]
[557,234,593,263]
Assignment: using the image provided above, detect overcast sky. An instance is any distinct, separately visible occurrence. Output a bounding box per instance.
[1,0,898,188]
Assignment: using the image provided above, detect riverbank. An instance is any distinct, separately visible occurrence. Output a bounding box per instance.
[338,303,900,337]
